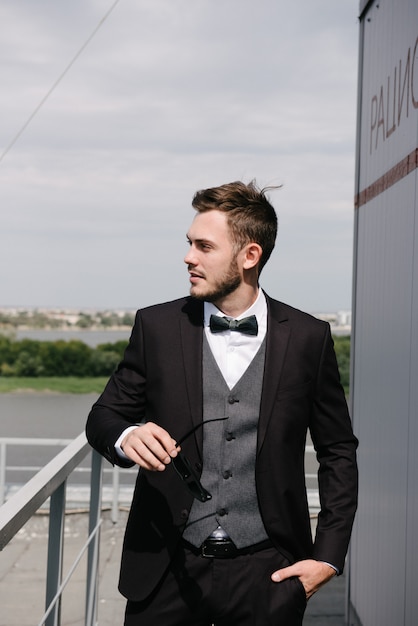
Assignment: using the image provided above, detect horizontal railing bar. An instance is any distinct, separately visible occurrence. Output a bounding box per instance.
[0,438,72,446]
[0,432,90,550]
[4,466,74,473]
[2,466,135,474]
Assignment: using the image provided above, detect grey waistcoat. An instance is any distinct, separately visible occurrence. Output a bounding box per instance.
[182,334,269,549]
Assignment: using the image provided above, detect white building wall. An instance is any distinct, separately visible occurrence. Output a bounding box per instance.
[349,1,418,624]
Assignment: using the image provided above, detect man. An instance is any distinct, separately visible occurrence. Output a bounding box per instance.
[86,180,358,625]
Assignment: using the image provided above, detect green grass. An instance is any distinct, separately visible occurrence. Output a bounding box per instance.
[0,376,108,394]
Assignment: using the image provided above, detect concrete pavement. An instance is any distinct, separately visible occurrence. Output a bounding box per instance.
[0,510,347,626]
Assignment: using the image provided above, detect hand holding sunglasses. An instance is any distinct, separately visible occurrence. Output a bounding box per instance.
[172,417,229,502]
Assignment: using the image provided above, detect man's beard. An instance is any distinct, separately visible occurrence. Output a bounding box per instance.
[191,258,241,303]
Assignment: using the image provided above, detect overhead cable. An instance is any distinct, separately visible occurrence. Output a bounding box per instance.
[0,0,122,165]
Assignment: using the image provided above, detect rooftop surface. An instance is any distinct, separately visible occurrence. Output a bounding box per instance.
[0,510,347,626]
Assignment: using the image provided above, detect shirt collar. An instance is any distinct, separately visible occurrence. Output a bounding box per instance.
[204,289,267,327]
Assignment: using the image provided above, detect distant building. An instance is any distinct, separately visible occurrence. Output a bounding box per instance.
[313,310,352,334]
[336,310,351,327]
[0,307,136,330]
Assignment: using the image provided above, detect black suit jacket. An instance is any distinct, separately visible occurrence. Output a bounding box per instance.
[86,294,358,601]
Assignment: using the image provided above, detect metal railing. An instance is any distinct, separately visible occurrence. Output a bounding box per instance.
[0,433,102,626]
[0,437,73,506]
[0,437,136,523]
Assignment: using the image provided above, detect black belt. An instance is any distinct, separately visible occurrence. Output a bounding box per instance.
[183,537,273,559]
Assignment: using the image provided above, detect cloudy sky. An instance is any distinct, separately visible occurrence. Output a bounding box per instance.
[0,0,359,313]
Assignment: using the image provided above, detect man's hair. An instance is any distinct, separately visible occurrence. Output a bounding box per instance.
[192,180,279,273]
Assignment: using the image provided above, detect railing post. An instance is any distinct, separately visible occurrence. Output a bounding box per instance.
[45,481,66,626]
[85,450,103,626]
[0,441,6,505]
[111,465,120,524]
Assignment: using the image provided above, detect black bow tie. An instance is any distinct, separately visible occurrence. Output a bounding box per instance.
[209,314,258,336]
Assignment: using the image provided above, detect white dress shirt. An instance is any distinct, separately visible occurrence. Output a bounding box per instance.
[204,289,267,389]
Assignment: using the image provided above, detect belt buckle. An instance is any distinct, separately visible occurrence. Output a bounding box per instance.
[201,542,215,558]
[200,538,236,559]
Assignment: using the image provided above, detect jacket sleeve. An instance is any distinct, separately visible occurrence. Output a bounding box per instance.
[309,325,358,573]
[85,311,147,467]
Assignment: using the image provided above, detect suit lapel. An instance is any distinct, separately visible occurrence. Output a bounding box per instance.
[257,296,291,453]
[179,299,204,454]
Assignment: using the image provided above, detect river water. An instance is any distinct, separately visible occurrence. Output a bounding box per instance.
[0,392,101,483]
[1,392,98,438]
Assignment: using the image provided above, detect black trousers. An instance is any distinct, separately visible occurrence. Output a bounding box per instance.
[124,544,307,626]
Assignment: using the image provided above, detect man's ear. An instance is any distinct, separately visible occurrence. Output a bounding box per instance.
[242,243,263,270]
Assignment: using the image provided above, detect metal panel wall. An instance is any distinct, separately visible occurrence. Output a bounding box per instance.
[350,1,418,624]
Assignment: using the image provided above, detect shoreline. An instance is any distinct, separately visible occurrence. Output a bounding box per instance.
[0,325,132,332]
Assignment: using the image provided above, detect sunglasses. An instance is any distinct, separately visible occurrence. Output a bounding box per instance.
[172,417,229,502]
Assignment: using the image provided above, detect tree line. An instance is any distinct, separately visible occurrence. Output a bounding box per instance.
[333,335,350,395]
[0,335,128,377]
[0,333,350,393]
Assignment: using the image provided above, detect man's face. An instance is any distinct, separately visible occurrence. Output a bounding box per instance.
[184,210,242,304]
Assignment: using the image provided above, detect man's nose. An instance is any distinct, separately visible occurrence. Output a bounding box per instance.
[184,248,196,265]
